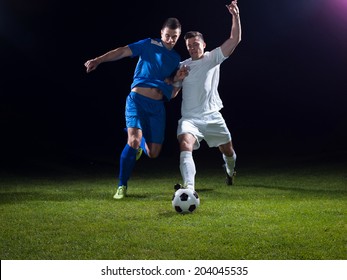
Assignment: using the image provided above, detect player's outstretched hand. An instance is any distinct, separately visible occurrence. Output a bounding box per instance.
[84,59,99,73]
[226,0,239,17]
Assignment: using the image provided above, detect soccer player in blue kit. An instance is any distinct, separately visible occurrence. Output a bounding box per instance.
[84,18,185,199]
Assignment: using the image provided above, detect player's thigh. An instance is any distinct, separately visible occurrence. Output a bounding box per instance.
[177,118,203,150]
[205,114,231,148]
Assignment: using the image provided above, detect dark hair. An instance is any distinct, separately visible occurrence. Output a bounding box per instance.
[184,31,204,41]
[162,17,181,31]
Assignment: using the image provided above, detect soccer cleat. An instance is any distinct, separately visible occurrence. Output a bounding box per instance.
[174,183,194,191]
[174,183,183,191]
[113,185,127,199]
[136,148,143,161]
[223,164,236,186]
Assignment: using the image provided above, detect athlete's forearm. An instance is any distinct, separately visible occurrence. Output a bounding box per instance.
[230,13,241,45]
[95,46,132,64]
[221,2,241,57]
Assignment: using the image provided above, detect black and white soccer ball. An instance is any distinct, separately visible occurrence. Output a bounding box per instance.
[172,188,200,214]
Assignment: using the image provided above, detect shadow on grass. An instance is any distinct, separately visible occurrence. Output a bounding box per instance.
[196,188,214,193]
[125,194,150,199]
[244,183,347,196]
[158,209,202,218]
[0,190,157,204]
[0,190,112,204]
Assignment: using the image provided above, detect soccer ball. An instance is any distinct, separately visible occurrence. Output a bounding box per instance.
[172,188,200,214]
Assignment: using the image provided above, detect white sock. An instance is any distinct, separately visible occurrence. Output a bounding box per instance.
[223,152,237,176]
[180,151,195,189]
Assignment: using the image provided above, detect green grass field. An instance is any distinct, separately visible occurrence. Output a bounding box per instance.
[0,152,346,260]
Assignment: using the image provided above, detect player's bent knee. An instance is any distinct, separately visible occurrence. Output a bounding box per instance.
[147,150,160,159]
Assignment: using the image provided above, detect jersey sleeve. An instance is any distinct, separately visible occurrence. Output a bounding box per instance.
[211,47,228,65]
[128,38,150,57]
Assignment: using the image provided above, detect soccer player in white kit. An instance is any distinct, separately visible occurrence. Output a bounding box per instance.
[174,1,241,190]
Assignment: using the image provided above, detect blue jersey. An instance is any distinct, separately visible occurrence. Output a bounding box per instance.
[128,38,181,101]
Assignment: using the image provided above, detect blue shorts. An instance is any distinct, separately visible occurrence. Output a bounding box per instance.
[125,91,166,144]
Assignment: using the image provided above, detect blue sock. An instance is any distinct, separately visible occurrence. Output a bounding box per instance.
[118,144,137,187]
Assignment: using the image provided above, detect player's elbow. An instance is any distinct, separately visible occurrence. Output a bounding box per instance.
[237,34,241,44]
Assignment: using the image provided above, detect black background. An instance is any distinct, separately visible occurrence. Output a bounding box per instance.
[1,0,346,170]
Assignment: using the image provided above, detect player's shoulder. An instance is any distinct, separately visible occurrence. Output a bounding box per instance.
[206,47,223,54]
[206,47,226,61]
[129,37,150,48]
[149,38,163,47]
[134,37,150,43]
[205,47,220,56]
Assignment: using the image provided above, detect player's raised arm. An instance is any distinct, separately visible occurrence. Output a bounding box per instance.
[220,0,241,57]
[84,46,133,73]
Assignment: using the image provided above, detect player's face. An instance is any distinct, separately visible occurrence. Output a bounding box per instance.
[161,27,181,50]
[186,37,206,60]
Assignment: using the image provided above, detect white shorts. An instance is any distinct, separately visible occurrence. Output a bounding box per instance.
[177,111,232,150]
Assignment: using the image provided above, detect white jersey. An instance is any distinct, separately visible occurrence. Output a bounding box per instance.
[180,47,228,118]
